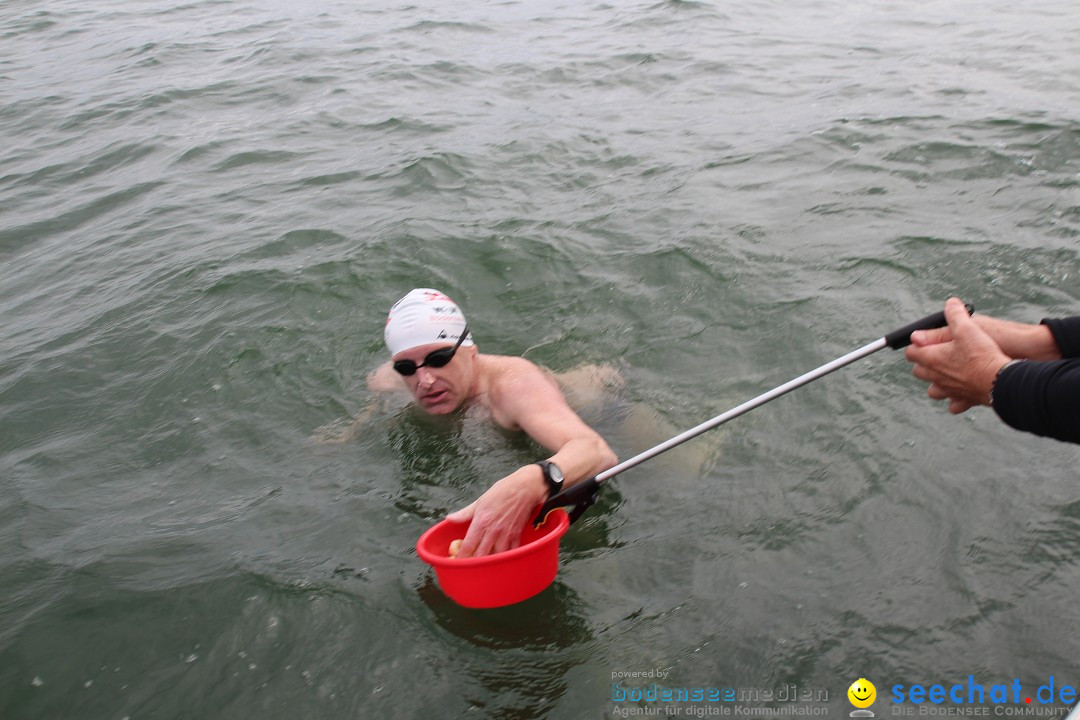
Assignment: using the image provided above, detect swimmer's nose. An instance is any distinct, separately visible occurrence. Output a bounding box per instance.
[416,367,436,388]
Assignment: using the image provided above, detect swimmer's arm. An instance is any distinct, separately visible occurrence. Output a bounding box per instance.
[448,360,617,557]
[503,363,619,486]
[309,364,407,444]
[310,404,379,444]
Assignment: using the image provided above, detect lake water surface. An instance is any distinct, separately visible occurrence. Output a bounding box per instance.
[2,0,1079,718]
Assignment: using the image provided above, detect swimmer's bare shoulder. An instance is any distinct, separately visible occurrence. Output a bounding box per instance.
[484,355,560,395]
[478,355,564,429]
[482,357,624,409]
[367,362,407,394]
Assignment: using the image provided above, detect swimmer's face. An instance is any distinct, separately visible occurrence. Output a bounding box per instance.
[392,342,477,414]
[848,679,876,708]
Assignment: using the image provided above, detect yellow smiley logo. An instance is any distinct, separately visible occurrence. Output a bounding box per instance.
[848,678,876,708]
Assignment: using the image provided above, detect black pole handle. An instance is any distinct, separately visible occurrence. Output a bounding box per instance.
[533,476,603,528]
[883,304,974,350]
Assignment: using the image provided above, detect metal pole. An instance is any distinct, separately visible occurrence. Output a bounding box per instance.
[536,305,970,525]
[595,338,888,483]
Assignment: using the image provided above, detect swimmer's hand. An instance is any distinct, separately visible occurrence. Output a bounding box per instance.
[309,390,405,445]
[309,403,380,445]
[445,467,547,558]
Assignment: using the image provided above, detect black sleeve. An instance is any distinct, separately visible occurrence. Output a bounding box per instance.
[992,359,1080,445]
[1041,317,1080,359]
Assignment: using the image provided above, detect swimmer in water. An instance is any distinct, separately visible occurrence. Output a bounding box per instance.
[367,288,618,558]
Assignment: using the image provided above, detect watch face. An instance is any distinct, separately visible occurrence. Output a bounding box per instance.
[548,462,564,484]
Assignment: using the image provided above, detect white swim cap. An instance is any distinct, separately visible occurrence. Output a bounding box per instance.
[384,288,474,357]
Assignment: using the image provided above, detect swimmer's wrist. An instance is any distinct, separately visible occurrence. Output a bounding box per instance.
[500,464,548,503]
[521,463,549,504]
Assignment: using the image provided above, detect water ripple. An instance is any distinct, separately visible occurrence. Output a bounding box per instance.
[2,0,1080,717]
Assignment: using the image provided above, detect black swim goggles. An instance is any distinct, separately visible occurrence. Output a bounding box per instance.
[392,325,470,376]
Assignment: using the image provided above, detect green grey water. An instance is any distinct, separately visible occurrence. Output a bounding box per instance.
[2,0,1079,717]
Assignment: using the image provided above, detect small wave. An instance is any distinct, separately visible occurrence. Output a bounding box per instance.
[0,181,164,256]
[396,20,494,34]
[227,228,349,264]
[368,152,474,195]
[212,149,305,173]
[834,255,918,279]
[0,141,157,194]
[883,141,1037,181]
[174,139,228,165]
[368,59,484,88]
[0,11,56,40]
[291,170,362,188]
[57,82,236,132]
[356,116,452,134]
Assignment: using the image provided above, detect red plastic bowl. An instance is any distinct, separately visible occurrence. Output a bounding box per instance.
[416,509,571,608]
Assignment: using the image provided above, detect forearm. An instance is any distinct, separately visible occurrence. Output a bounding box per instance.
[547,435,618,488]
[1042,317,1080,359]
[992,359,1080,444]
[507,435,618,504]
[975,316,1060,361]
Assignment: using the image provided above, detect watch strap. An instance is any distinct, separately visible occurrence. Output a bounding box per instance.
[534,460,563,497]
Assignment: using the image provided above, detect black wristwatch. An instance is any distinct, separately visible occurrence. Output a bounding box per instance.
[535,460,565,498]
